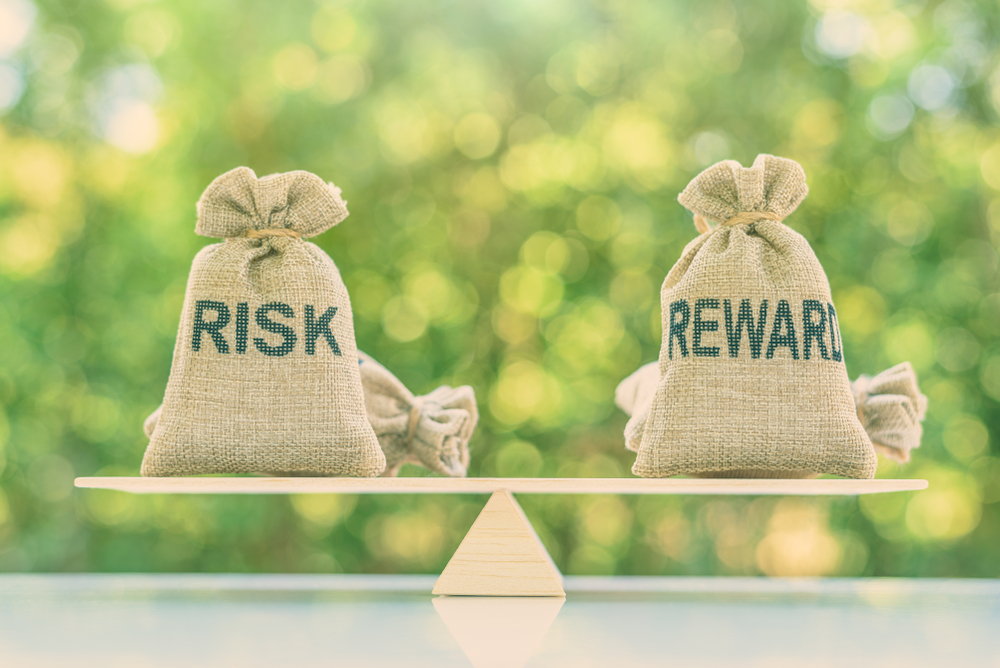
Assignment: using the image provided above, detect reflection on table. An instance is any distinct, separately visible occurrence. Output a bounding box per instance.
[1,575,998,667]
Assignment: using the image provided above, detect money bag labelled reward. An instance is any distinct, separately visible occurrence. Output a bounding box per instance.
[634,154,877,479]
[141,167,385,477]
[357,352,478,477]
[618,361,927,465]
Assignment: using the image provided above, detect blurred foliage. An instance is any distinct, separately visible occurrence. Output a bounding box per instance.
[0,0,998,578]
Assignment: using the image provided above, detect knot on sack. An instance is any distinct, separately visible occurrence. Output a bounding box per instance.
[851,362,928,463]
[694,210,785,234]
[680,154,808,234]
[228,228,303,241]
[196,166,349,239]
[356,351,478,478]
[395,388,476,478]
[406,396,424,446]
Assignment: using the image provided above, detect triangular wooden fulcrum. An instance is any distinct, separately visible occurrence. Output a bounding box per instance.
[433,490,564,596]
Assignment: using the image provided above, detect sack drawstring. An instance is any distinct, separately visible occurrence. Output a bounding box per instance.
[226,228,302,241]
[406,397,424,446]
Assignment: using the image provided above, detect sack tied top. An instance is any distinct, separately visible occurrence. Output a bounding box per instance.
[196,166,350,239]
[679,154,809,233]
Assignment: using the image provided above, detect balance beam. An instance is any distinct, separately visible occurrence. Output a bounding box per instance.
[74,476,927,597]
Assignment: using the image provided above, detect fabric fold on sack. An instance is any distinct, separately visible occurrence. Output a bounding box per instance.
[634,154,878,479]
[357,352,477,477]
[617,361,927,464]
[614,362,659,453]
[851,362,927,463]
[141,167,384,477]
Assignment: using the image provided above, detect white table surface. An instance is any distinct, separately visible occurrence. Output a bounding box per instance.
[2,574,997,668]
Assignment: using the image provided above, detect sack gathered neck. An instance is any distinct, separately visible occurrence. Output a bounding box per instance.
[679,154,808,234]
[227,228,303,241]
[693,210,785,234]
[196,166,349,240]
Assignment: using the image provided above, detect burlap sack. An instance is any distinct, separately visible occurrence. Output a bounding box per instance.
[634,154,877,479]
[144,350,479,476]
[618,360,926,464]
[357,352,477,477]
[141,167,384,477]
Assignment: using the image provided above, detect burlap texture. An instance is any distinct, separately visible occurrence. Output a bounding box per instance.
[619,360,925,465]
[357,352,477,477]
[635,154,877,479]
[851,362,927,463]
[141,167,384,477]
[144,350,478,476]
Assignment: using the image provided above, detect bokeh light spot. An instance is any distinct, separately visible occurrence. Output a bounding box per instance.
[698,29,743,74]
[575,43,620,96]
[834,285,886,338]
[815,11,868,59]
[291,494,356,528]
[582,496,632,547]
[882,318,934,372]
[0,0,36,57]
[689,131,730,167]
[489,359,563,426]
[494,440,543,477]
[885,199,933,246]
[935,327,981,372]
[792,99,842,147]
[0,62,24,111]
[756,501,841,576]
[273,43,318,91]
[315,55,369,104]
[575,196,621,241]
[0,214,59,276]
[906,475,981,542]
[453,112,501,160]
[942,414,989,463]
[103,101,160,154]
[124,9,178,58]
[500,265,564,316]
[908,64,956,111]
[311,7,357,53]
[381,296,429,342]
[868,94,914,139]
[979,144,1000,190]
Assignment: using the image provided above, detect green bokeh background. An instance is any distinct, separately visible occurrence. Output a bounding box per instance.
[1,0,998,577]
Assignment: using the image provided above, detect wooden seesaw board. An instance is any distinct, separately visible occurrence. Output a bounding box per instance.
[75,477,927,597]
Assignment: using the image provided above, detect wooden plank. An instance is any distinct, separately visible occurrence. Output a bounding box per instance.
[433,491,564,597]
[75,476,927,496]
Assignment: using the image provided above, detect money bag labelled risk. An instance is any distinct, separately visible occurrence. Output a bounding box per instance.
[631,155,878,479]
[141,167,385,477]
